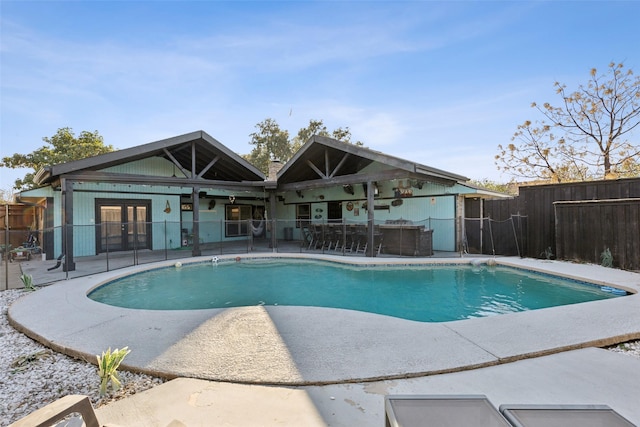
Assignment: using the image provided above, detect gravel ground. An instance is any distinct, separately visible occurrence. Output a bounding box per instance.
[2,289,640,426]
[1,289,165,427]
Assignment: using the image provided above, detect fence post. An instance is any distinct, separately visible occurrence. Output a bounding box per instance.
[104,223,110,272]
[4,204,8,290]
[164,220,168,260]
[509,215,521,258]
[486,215,496,256]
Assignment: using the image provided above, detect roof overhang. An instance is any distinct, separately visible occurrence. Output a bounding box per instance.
[34,131,265,187]
[276,135,469,190]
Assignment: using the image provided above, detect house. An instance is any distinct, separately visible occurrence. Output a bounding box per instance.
[16,130,507,270]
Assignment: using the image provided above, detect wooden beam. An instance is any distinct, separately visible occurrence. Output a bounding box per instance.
[305,159,326,179]
[329,153,350,178]
[278,169,456,191]
[191,142,197,179]
[325,149,330,177]
[63,172,266,191]
[197,155,220,178]
[162,148,189,178]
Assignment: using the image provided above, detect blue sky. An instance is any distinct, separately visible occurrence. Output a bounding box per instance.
[1,1,638,190]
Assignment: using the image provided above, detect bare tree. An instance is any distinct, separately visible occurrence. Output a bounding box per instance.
[497,62,640,181]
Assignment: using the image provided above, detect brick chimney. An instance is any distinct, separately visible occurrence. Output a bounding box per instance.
[267,159,283,181]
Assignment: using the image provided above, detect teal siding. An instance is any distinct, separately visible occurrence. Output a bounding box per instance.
[102,157,183,177]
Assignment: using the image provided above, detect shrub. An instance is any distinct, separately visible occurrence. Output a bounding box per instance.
[600,248,613,268]
[97,347,131,396]
[20,273,36,291]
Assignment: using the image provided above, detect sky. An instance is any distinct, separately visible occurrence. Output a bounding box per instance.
[1,0,638,192]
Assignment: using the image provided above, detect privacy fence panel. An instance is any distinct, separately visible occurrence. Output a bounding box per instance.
[484,177,640,265]
[554,198,640,271]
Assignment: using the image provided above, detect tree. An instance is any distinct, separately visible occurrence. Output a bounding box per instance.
[291,119,363,153]
[470,179,518,196]
[244,118,292,175]
[1,127,114,190]
[245,118,363,175]
[497,62,640,182]
[0,187,15,203]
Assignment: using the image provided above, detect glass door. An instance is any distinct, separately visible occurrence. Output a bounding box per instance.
[127,205,148,249]
[100,205,123,251]
[97,200,151,253]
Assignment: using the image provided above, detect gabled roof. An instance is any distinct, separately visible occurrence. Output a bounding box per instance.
[276,135,469,190]
[34,131,265,185]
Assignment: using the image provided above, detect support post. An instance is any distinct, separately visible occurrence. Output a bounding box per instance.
[269,191,277,251]
[62,178,75,271]
[4,204,8,290]
[366,180,375,257]
[192,186,201,257]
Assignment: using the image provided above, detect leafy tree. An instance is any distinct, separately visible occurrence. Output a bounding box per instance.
[291,119,363,153]
[244,118,291,175]
[246,118,363,175]
[1,127,114,190]
[497,62,640,182]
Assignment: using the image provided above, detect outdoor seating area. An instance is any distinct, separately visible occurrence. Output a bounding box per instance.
[10,391,638,426]
[384,395,636,427]
[305,223,384,255]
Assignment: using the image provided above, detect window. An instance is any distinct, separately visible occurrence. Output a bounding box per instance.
[226,205,252,236]
[296,204,310,228]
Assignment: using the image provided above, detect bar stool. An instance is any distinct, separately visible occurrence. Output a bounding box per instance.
[354,224,368,254]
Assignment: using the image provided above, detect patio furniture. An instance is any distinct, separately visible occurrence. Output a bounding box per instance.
[499,404,635,427]
[385,394,511,427]
[9,394,100,427]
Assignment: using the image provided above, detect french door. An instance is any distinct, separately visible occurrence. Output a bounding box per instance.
[96,200,151,253]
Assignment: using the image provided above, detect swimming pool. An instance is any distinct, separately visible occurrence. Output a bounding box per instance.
[88,258,624,322]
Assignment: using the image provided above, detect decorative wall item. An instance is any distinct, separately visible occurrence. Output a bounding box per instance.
[393,180,414,198]
[346,201,354,211]
[164,200,171,213]
[208,199,216,210]
[391,199,403,207]
[229,195,236,204]
[343,184,354,195]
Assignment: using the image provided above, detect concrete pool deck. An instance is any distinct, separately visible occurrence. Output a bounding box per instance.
[8,254,640,384]
[7,255,640,424]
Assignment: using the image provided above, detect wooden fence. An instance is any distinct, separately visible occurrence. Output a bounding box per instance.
[555,198,640,271]
[482,177,640,270]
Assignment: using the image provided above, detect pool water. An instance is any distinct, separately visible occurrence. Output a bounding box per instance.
[88,259,623,322]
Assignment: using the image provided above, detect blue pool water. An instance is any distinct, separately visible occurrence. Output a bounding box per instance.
[88,259,624,322]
